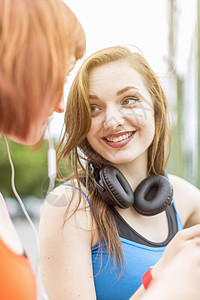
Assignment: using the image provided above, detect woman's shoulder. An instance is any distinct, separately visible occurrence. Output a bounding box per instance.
[0,193,24,255]
[45,179,90,208]
[39,179,94,238]
[168,174,200,227]
[168,174,199,196]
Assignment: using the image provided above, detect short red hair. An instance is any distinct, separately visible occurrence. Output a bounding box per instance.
[0,0,85,140]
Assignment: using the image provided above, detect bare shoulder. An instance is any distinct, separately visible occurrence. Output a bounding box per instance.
[38,182,97,299]
[168,174,199,197]
[168,174,200,227]
[44,179,90,207]
[39,180,95,240]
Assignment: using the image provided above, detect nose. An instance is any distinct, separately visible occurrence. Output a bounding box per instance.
[55,96,65,114]
[103,106,124,130]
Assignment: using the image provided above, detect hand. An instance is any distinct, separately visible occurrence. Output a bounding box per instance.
[152,224,200,277]
[146,237,200,300]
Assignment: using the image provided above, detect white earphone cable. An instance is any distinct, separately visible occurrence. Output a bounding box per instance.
[47,123,57,194]
[3,135,49,300]
[4,135,39,272]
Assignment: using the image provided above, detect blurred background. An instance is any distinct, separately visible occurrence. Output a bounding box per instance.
[0,0,199,298]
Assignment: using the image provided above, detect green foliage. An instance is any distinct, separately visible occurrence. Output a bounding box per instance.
[0,138,49,199]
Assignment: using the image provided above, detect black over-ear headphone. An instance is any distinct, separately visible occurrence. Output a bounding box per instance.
[93,166,173,216]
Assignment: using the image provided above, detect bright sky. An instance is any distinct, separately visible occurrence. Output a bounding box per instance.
[49,0,197,140]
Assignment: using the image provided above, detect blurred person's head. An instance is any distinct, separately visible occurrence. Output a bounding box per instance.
[0,0,86,144]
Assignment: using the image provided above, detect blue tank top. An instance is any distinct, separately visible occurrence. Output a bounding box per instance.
[62,184,183,300]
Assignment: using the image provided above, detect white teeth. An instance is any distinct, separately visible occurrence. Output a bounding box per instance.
[106,132,133,142]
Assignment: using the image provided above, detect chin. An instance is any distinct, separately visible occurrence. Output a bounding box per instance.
[6,134,41,146]
[6,126,45,146]
[102,154,134,165]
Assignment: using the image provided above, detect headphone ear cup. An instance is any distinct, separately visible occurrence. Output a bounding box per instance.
[95,166,134,209]
[134,175,173,216]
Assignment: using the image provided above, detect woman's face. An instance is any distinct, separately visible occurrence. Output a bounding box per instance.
[30,95,65,145]
[7,55,77,145]
[7,93,65,145]
[86,61,155,167]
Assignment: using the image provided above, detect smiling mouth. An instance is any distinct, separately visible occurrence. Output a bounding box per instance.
[103,131,135,143]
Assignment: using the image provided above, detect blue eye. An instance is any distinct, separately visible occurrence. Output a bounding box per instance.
[122,97,138,105]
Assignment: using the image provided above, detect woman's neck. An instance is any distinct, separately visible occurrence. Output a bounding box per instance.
[112,152,148,191]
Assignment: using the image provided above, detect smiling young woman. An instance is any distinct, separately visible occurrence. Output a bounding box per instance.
[86,61,155,166]
[39,45,200,300]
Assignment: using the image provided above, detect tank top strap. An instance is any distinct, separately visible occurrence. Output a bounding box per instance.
[171,200,183,230]
[60,183,90,205]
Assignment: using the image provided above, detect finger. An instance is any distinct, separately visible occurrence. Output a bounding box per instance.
[176,224,200,241]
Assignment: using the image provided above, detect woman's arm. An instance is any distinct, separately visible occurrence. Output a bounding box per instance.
[130,224,200,299]
[39,183,200,300]
[39,186,97,300]
[142,237,200,300]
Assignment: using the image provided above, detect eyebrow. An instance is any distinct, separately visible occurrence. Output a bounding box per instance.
[89,94,99,100]
[116,86,139,96]
[89,86,139,100]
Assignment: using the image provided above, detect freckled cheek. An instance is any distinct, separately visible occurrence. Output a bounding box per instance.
[122,106,154,121]
[145,118,155,140]
[87,120,101,143]
[91,118,103,134]
[137,112,155,137]
[138,105,154,120]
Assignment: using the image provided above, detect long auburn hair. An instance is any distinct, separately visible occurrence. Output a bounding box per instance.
[0,0,85,140]
[58,46,172,272]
